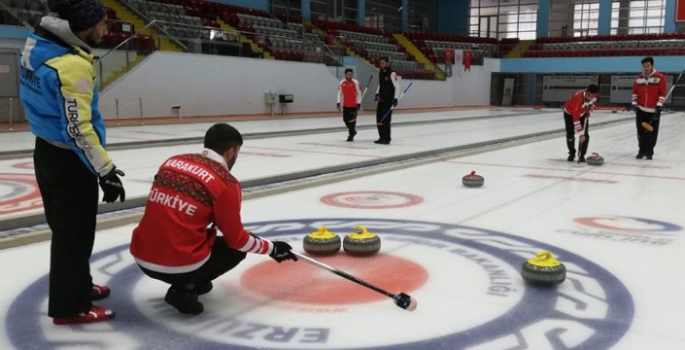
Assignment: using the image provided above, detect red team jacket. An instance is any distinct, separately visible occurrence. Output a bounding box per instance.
[632,70,667,113]
[130,149,273,274]
[564,89,597,134]
[337,78,362,108]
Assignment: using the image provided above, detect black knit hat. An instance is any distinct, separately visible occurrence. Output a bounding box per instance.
[48,0,106,32]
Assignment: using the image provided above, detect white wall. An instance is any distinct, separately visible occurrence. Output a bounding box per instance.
[100,52,496,119]
[100,52,341,118]
[450,59,499,106]
[405,59,499,108]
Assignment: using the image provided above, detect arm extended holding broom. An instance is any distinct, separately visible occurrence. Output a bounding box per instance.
[642,69,685,132]
[291,251,418,311]
[380,82,413,123]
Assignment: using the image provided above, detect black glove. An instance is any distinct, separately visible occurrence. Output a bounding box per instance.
[336,103,341,111]
[393,98,398,107]
[628,103,636,112]
[374,94,379,101]
[99,167,125,203]
[269,241,298,263]
[356,103,361,111]
[656,105,663,113]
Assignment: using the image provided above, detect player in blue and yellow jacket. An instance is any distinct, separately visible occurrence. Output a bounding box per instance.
[19,0,125,325]
[20,18,111,176]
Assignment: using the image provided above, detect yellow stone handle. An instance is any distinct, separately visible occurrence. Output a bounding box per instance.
[527,251,561,267]
[535,251,552,261]
[309,226,337,239]
[348,225,376,239]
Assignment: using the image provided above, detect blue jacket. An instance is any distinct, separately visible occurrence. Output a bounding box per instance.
[19,16,112,177]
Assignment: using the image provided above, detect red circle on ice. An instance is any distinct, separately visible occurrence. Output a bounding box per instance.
[0,174,42,215]
[240,254,428,304]
[320,191,423,209]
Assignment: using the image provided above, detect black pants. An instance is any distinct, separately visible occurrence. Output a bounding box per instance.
[636,109,660,156]
[139,238,246,287]
[342,107,357,136]
[564,113,590,157]
[34,137,99,318]
[376,100,393,141]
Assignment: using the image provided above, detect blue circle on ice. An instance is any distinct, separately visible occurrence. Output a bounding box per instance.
[6,218,634,350]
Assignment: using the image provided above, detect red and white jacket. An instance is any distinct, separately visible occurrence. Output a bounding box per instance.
[337,78,362,108]
[564,89,597,135]
[130,149,273,274]
[632,70,667,113]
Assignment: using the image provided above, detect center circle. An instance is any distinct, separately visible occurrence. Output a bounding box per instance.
[240,254,429,304]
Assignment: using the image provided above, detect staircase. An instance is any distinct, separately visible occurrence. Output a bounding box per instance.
[101,54,147,89]
[217,19,273,59]
[100,0,181,52]
[505,40,534,58]
[394,33,444,80]
[343,46,377,68]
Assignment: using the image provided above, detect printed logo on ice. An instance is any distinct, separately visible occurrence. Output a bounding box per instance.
[558,216,682,246]
[0,173,42,215]
[7,219,634,350]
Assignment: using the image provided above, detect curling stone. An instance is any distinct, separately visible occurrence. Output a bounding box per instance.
[462,171,485,188]
[521,251,566,286]
[303,226,341,255]
[343,225,381,256]
[586,153,604,166]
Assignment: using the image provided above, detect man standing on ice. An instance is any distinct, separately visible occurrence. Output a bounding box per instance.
[374,57,401,145]
[632,56,667,160]
[130,123,298,315]
[19,0,125,325]
[337,68,362,142]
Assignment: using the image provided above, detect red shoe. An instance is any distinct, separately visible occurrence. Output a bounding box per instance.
[91,285,110,301]
[53,305,115,325]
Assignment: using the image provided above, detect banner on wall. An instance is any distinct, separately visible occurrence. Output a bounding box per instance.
[502,78,515,106]
[542,75,599,102]
[677,0,685,22]
[610,75,673,104]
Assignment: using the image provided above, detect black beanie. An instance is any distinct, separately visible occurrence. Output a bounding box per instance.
[48,0,107,33]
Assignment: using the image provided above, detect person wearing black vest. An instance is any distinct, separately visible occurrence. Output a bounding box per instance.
[374,57,401,144]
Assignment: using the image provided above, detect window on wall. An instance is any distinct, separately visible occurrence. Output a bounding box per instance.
[573,2,599,37]
[305,1,359,24]
[516,9,537,39]
[469,0,538,39]
[610,0,665,35]
[469,6,479,36]
[311,0,333,20]
[344,0,359,25]
[271,0,302,18]
[366,0,403,32]
[610,1,619,34]
[629,0,665,33]
[408,0,437,32]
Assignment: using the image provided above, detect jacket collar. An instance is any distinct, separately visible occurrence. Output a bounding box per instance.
[201,148,228,170]
[39,16,94,57]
